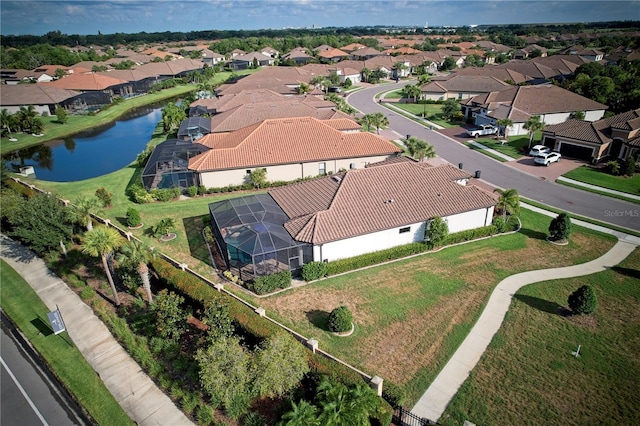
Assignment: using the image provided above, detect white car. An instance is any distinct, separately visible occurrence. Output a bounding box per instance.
[529,145,551,157]
[534,152,561,166]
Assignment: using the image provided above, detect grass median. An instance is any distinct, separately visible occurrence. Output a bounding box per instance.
[0,259,134,426]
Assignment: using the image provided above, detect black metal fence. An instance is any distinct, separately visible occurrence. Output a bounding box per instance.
[392,406,437,426]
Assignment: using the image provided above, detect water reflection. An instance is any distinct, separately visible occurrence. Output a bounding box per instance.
[3,103,166,182]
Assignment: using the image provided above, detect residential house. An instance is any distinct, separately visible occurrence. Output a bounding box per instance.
[350,47,385,60]
[512,44,549,60]
[561,45,605,61]
[0,84,82,115]
[341,43,366,52]
[230,52,275,70]
[461,84,607,136]
[474,40,512,55]
[260,46,280,58]
[318,48,350,63]
[272,160,497,262]
[230,49,246,58]
[188,116,402,188]
[281,48,316,65]
[189,88,290,116]
[215,67,314,96]
[420,75,512,101]
[540,108,640,162]
[41,73,133,109]
[446,67,533,85]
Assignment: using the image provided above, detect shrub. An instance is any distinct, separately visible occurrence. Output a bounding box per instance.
[198,185,207,195]
[95,187,112,207]
[151,187,180,202]
[326,242,427,276]
[426,216,448,248]
[80,286,96,301]
[568,285,597,314]
[242,412,266,426]
[605,160,621,176]
[187,185,198,197]
[623,159,636,176]
[301,261,328,281]
[549,212,572,241]
[492,216,507,233]
[128,183,153,204]
[126,207,141,227]
[328,305,352,333]
[445,225,498,245]
[196,404,214,425]
[249,271,291,295]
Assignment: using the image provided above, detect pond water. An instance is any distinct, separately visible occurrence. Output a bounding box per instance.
[3,104,165,182]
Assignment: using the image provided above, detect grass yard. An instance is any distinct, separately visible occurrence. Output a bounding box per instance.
[440,247,640,425]
[254,208,617,405]
[465,134,533,160]
[563,165,640,196]
[0,70,256,155]
[389,102,459,128]
[0,260,134,426]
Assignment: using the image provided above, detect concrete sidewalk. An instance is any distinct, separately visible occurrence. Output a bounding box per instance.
[0,235,193,426]
[412,218,640,422]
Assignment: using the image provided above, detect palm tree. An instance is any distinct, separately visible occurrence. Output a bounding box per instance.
[493,188,520,220]
[117,240,157,303]
[316,378,379,426]
[524,115,545,149]
[82,226,125,306]
[497,118,514,139]
[404,136,436,162]
[17,105,39,133]
[369,112,389,135]
[279,399,319,426]
[71,196,99,231]
[1,109,16,139]
[404,84,421,103]
[153,218,176,239]
[359,114,374,133]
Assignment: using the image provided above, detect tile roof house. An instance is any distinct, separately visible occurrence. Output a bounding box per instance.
[541,108,640,162]
[215,67,314,96]
[461,84,608,136]
[266,160,497,262]
[0,84,82,115]
[446,67,533,85]
[512,44,549,60]
[318,48,350,63]
[350,47,385,60]
[188,116,402,188]
[420,75,512,101]
[281,48,316,65]
[41,73,133,107]
[189,88,290,116]
[230,52,275,70]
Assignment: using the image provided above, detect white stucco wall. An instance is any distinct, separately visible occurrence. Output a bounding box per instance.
[197,155,394,188]
[314,206,495,262]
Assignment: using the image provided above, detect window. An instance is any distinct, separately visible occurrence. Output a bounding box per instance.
[246,170,251,174]
[319,162,326,175]
[399,226,410,234]
[350,163,356,169]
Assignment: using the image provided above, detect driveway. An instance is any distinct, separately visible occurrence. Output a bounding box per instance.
[436,126,586,181]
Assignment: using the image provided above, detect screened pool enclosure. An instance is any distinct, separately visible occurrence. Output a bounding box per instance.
[141,139,209,190]
[209,194,312,280]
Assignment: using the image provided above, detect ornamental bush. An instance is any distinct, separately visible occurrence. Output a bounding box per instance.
[126,207,141,227]
[549,212,572,241]
[250,271,291,295]
[301,261,328,281]
[328,305,353,333]
[568,285,597,315]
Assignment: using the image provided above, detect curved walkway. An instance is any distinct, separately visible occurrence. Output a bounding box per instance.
[0,235,194,426]
[411,206,640,422]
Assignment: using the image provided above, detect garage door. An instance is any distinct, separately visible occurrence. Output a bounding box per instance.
[558,142,593,160]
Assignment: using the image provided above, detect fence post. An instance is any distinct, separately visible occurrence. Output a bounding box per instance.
[370,375,383,396]
[307,338,318,353]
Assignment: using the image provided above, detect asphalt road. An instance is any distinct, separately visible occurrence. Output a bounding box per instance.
[1,314,88,426]
[347,83,640,231]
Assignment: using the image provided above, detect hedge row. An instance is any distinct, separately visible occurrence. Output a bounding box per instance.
[248,270,291,295]
[326,242,428,276]
[444,225,498,245]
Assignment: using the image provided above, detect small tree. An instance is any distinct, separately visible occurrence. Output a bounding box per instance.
[55,106,68,124]
[201,299,234,341]
[426,216,448,248]
[568,285,597,315]
[441,99,461,121]
[328,305,353,332]
[126,207,141,227]
[247,168,267,188]
[95,187,112,208]
[152,290,188,342]
[549,212,572,242]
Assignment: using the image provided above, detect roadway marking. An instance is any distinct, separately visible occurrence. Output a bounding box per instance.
[1,355,49,426]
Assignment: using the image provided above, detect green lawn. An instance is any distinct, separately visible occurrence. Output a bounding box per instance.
[256,208,617,405]
[0,70,256,155]
[388,103,460,128]
[466,134,533,159]
[440,247,640,425]
[0,260,134,426]
[563,165,640,196]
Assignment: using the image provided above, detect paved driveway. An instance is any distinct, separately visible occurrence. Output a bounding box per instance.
[436,127,586,181]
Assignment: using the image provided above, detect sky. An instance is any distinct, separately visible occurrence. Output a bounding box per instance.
[1,0,639,36]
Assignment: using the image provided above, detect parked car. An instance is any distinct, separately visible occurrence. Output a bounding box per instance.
[466,124,498,138]
[534,152,561,166]
[529,145,551,156]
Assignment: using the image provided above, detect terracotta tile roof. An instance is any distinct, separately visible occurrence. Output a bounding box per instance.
[216,67,314,96]
[207,101,353,133]
[341,43,366,52]
[464,84,607,120]
[233,51,273,62]
[318,48,349,59]
[448,67,533,84]
[134,58,204,76]
[1,84,81,106]
[189,116,401,172]
[544,109,640,145]
[269,162,497,245]
[350,47,384,57]
[42,72,129,90]
[96,69,150,82]
[420,75,511,93]
[191,89,288,113]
